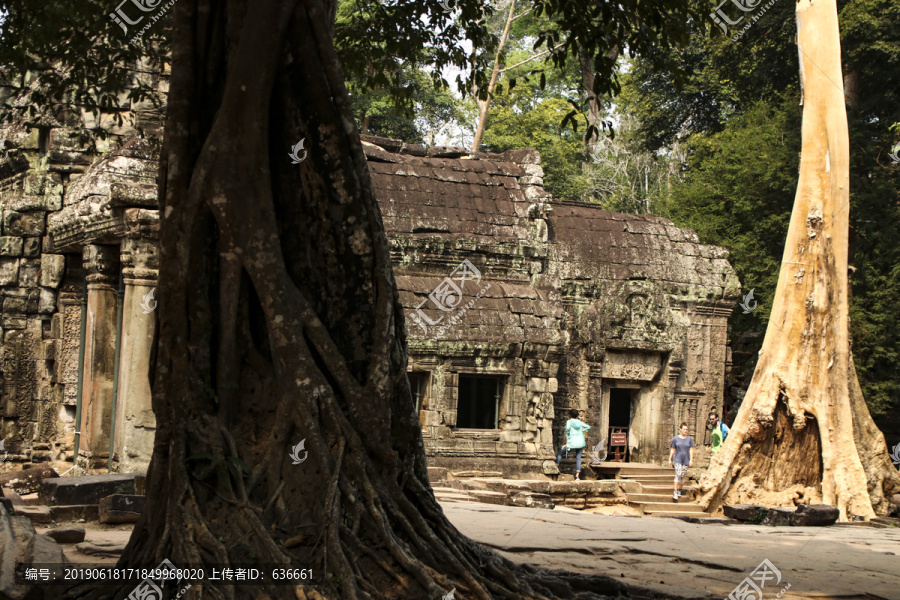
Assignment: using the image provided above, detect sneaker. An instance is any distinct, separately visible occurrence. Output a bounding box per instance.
[673,491,679,501]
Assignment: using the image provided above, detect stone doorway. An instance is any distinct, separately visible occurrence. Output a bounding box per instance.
[608,388,633,461]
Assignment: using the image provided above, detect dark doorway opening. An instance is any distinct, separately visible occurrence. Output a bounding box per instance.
[609,388,633,461]
[456,375,502,429]
[609,389,632,427]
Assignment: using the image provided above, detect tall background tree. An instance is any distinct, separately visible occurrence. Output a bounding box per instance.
[695,0,900,519]
[0,0,700,598]
[617,0,900,439]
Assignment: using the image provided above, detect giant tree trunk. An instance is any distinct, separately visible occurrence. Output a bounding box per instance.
[699,0,900,521]
[64,1,628,599]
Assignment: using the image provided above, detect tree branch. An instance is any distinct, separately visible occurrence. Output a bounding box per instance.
[499,42,565,73]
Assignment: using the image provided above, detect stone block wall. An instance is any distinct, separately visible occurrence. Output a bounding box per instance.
[0,63,166,471]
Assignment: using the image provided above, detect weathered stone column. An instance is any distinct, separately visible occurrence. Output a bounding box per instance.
[79,245,119,468]
[587,362,604,442]
[113,238,159,472]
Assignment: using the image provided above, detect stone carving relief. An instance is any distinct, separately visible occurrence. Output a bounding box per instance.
[602,350,663,381]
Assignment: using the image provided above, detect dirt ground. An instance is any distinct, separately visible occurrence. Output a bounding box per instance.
[31,501,900,600]
[441,501,900,600]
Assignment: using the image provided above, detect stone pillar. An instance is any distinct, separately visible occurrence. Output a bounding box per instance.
[79,245,119,468]
[113,238,159,472]
[587,362,605,444]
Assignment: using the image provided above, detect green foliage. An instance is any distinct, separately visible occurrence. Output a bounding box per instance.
[481,87,590,201]
[657,97,800,335]
[584,117,680,214]
[617,1,799,152]
[0,0,166,134]
[347,65,465,144]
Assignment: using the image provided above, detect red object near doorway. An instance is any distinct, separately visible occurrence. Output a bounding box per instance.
[609,427,628,461]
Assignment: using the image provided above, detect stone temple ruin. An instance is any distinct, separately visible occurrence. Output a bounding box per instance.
[0,74,740,477]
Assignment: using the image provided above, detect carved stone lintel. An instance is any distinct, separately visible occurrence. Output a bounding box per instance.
[602,350,662,381]
[82,245,119,288]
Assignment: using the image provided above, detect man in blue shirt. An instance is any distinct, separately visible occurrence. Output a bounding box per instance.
[669,422,695,500]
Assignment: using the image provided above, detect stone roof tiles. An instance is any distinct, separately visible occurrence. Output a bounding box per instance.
[358,134,739,347]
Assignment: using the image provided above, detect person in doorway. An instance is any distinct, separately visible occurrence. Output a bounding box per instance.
[708,411,730,455]
[556,409,591,480]
[668,422,694,501]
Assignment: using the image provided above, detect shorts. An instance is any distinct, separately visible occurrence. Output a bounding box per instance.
[674,463,689,484]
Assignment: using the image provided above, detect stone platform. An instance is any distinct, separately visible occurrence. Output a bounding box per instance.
[429,467,637,510]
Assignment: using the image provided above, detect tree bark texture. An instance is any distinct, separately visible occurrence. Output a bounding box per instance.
[64,1,628,598]
[698,0,900,520]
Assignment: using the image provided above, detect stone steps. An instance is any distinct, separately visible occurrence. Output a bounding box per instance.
[630,501,707,513]
[432,487,476,503]
[643,510,713,518]
[603,465,710,518]
[427,467,448,486]
[641,481,694,496]
[614,468,674,477]
[628,492,695,503]
[619,474,678,482]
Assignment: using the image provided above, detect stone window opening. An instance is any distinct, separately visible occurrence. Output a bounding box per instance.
[408,371,431,424]
[456,374,504,430]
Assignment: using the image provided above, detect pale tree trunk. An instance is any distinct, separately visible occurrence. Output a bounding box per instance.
[578,44,617,157]
[699,0,900,521]
[61,1,627,599]
[471,0,517,152]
